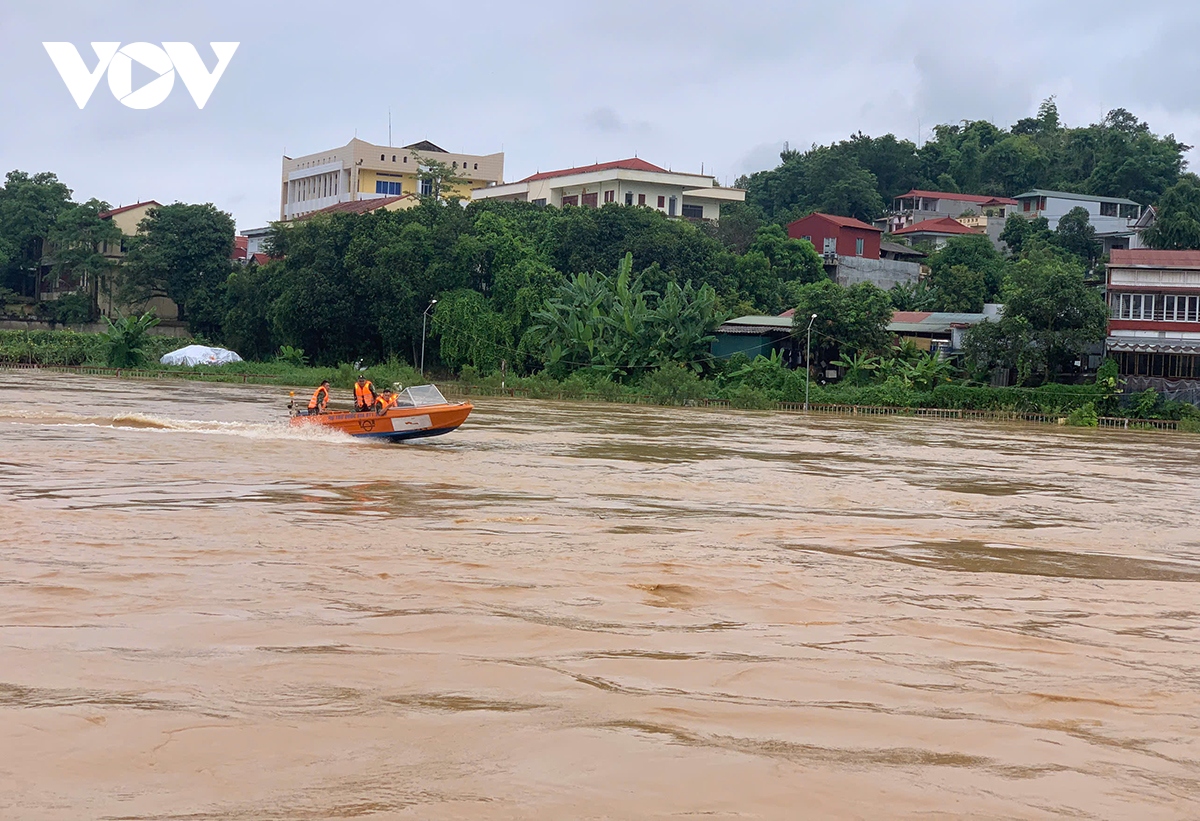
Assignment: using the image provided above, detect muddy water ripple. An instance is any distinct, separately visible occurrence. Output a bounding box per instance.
[1,371,1198,819]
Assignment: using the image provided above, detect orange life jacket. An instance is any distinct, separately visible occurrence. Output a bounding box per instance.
[374,394,396,413]
[307,384,330,410]
[354,380,375,407]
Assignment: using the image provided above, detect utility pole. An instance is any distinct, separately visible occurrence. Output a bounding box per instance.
[804,313,817,412]
[420,298,438,376]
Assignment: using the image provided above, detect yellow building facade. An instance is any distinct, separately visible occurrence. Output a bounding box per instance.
[280,138,503,220]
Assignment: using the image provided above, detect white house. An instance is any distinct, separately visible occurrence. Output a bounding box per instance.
[1013,189,1145,253]
[471,158,744,220]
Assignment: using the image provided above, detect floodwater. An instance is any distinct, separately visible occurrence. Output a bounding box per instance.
[1,372,1199,820]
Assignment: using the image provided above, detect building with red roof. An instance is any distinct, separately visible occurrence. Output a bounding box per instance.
[881,189,1018,248]
[891,216,983,248]
[471,157,744,221]
[786,212,881,259]
[1106,249,1200,397]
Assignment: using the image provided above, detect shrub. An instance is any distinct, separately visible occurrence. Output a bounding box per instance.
[275,345,307,367]
[641,364,708,405]
[723,383,774,410]
[103,312,161,368]
[1066,401,1099,427]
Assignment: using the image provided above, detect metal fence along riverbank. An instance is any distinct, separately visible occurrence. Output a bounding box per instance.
[443,384,1183,431]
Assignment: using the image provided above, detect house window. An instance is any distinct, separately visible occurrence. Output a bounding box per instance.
[855,237,865,256]
[562,195,579,207]
[625,192,633,206]
[657,195,665,208]
[474,163,478,170]
[1100,202,1118,217]
[532,198,547,207]
[420,178,432,196]
[392,155,396,162]
[801,235,812,242]
[1023,200,1031,212]
[638,194,646,206]
[681,204,703,219]
[604,190,615,203]
[403,156,408,163]
[381,154,385,160]
[823,237,837,255]
[668,196,676,216]
[582,192,598,207]
[376,180,403,196]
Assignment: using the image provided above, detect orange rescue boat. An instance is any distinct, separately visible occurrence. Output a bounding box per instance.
[289,384,472,442]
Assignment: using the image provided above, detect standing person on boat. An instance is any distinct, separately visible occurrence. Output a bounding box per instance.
[374,388,397,415]
[353,375,376,412]
[307,380,331,415]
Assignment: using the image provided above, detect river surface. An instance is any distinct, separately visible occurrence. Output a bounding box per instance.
[1,371,1198,820]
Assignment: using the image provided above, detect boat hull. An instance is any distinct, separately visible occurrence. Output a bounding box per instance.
[290,401,472,442]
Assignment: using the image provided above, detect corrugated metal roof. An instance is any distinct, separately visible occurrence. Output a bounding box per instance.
[788,213,881,232]
[895,189,1018,206]
[1014,189,1141,206]
[1109,249,1200,268]
[1107,337,1200,354]
[892,217,980,236]
[519,158,668,183]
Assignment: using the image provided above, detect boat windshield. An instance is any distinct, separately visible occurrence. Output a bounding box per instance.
[399,384,448,407]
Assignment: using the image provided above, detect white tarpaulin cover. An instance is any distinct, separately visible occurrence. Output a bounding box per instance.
[160,345,244,367]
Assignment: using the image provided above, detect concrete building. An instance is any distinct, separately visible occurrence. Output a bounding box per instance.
[1106,249,1200,400]
[891,216,983,249]
[1013,189,1144,254]
[281,138,503,220]
[470,158,744,221]
[881,190,1017,234]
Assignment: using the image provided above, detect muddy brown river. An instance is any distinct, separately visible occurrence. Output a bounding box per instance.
[1,371,1198,819]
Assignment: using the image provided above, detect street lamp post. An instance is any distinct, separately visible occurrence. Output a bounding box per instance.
[420,298,438,376]
[804,313,817,412]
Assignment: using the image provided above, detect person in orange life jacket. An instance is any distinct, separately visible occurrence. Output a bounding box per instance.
[353,375,376,412]
[374,389,398,415]
[307,380,331,414]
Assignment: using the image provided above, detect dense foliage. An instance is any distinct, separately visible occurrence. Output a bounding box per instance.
[739,101,1189,225]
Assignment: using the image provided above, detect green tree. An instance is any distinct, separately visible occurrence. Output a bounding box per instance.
[962,250,1108,383]
[929,264,986,312]
[1053,205,1102,267]
[999,214,1052,257]
[121,203,236,336]
[411,150,471,202]
[790,280,893,365]
[46,198,121,316]
[431,288,511,373]
[0,170,73,297]
[1143,175,1200,249]
[926,234,1004,304]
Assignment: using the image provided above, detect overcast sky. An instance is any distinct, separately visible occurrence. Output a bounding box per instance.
[3,1,1198,230]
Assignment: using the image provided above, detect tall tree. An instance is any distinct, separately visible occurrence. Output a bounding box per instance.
[1143,175,1200,250]
[0,170,73,297]
[121,203,235,336]
[1053,206,1102,268]
[47,198,121,314]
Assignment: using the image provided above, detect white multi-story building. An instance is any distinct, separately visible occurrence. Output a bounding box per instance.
[471,158,744,220]
[280,138,503,220]
[1013,189,1145,253]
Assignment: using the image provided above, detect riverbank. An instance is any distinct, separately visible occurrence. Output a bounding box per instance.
[3,361,1193,433]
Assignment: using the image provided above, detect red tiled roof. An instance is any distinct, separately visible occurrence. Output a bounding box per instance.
[787,212,881,232]
[892,217,981,236]
[298,195,411,219]
[896,189,1018,206]
[232,236,248,259]
[518,158,668,183]
[890,311,933,323]
[780,309,795,318]
[1109,249,1200,268]
[99,200,161,219]
[250,253,274,265]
